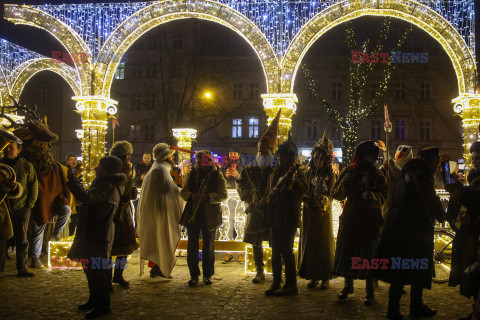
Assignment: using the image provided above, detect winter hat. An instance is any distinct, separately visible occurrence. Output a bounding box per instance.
[276,131,298,160]
[258,109,281,156]
[109,141,133,158]
[417,146,439,160]
[153,143,175,162]
[99,156,123,174]
[353,140,379,163]
[394,145,413,168]
[0,128,22,152]
[470,141,480,154]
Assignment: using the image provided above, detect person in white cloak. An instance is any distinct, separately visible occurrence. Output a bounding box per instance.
[137,143,183,278]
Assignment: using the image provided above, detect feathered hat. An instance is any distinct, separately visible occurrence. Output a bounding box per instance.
[258,109,281,156]
[276,130,298,160]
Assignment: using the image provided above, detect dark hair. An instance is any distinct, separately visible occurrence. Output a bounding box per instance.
[470,141,480,154]
[143,152,151,156]
[66,153,77,162]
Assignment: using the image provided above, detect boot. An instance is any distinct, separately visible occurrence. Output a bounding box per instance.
[203,276,212,285]
[188,277,199,286]
[17,267,35,277]
[78,300,94,311]
[386,312,404,320]
[265,283,281,296]
[252,272,265,284]
[85,306,111,318]
[320,280,330,290]
[113,266,129,287]
[274,284,298,296]
[29,258,44,269]
[363,293,375,306]
[409,304,437,317]
[150,265,166,278]
[364,278,375,306]
[307,280,319,289]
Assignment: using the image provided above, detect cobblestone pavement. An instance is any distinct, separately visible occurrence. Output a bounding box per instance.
[0,251,474,320]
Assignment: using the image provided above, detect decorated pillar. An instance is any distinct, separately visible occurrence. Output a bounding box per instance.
[72,95,117,187]
[172,128,197,162]
[453,93,480,172]
[261,93,298,146]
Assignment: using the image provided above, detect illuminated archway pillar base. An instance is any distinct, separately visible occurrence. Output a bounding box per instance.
[262,93,298,146]
[172,128,197,163]
[73,95,118,187]
[453,94,480,172]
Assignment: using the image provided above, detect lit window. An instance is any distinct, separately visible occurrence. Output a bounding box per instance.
[232,119,242,138]
[394,119,407,140]
[114,62,125,80]
[249,118,259,138]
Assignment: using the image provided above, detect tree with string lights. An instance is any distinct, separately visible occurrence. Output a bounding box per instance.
[302,18,412,163]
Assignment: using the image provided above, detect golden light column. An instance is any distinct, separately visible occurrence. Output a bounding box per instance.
[261,93,298,146]
[453,92,480,172]
[172,128,197,162]
[73,95,118,187]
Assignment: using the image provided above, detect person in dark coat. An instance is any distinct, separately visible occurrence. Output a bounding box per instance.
[374,147,445,320]
[180,150,228,286]
[332,141,387,305]
[447,141,480,290]
[264,133,307,297]
[67,156,126,319]
[108,141,139,288]
[133,152,153,188]
[299,132,336,289]
[236,110,280,283]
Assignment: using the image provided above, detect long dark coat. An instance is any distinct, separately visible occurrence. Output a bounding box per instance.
[67,173,126,260]
[447,169,480,287]
[180,165,228,230]
[332,161,387,279]
[298,168,336,280]
[111,168,139,256]
[374,158,445,289]
[236,165,274,245]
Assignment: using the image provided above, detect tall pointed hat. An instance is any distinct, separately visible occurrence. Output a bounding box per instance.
[258,109,281,156]
[277,130,298,159]
[312,130,333,166]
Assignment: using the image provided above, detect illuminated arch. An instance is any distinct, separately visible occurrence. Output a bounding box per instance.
[4,4,91,95]
[95,0,279,96]
[8,58,81,103]
[282,0,476,95]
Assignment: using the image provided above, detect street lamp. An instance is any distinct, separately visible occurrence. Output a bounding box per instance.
[204,91,212,99]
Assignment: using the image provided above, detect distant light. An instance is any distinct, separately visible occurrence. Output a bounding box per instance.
[204,92,212,99]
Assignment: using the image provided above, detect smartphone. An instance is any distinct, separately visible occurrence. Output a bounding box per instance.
[442,160,451,185]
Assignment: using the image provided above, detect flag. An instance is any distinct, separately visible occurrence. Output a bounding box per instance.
[111,117,119,130]
[384,104,392,130]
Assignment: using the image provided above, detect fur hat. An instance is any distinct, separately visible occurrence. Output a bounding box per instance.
[14,121,58,143]
[109,141,133,158]
[153,143,175,162]
[99,156,123,174]
[258,109,281,156]
[276,131,298,160]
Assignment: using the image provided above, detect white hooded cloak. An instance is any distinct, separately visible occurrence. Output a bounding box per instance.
[137,161,183,277]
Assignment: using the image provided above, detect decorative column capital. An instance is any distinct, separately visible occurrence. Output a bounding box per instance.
[261,93,298,146]
[172,128,197,162]
[452,93,480,173]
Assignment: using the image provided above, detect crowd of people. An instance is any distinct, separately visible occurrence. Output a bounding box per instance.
[0,109,479,320]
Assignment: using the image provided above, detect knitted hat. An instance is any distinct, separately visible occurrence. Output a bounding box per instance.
[109,141,133,158]
[153,143,175,162]
[258,109,281,156]
[99,156,123,174]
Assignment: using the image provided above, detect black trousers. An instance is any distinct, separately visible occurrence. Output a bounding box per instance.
[84,260,111,308]
[11,207,31,271]
[270,226,297,287]
[69,213,78,236]
[0,240,6,272]
[388,281,424,314]
[187,222,215,279]
[253,244,264,273]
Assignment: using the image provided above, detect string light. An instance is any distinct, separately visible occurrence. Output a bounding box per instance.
[172,128,197,163]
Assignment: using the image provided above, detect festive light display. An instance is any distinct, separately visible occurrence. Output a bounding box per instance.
[2,0,478,173]
[262,93,297,145]
[172,128,197,163]
[73,95,117,187]
[48,236,82,270]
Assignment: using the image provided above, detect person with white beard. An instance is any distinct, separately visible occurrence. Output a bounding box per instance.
[137,143,183,278]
